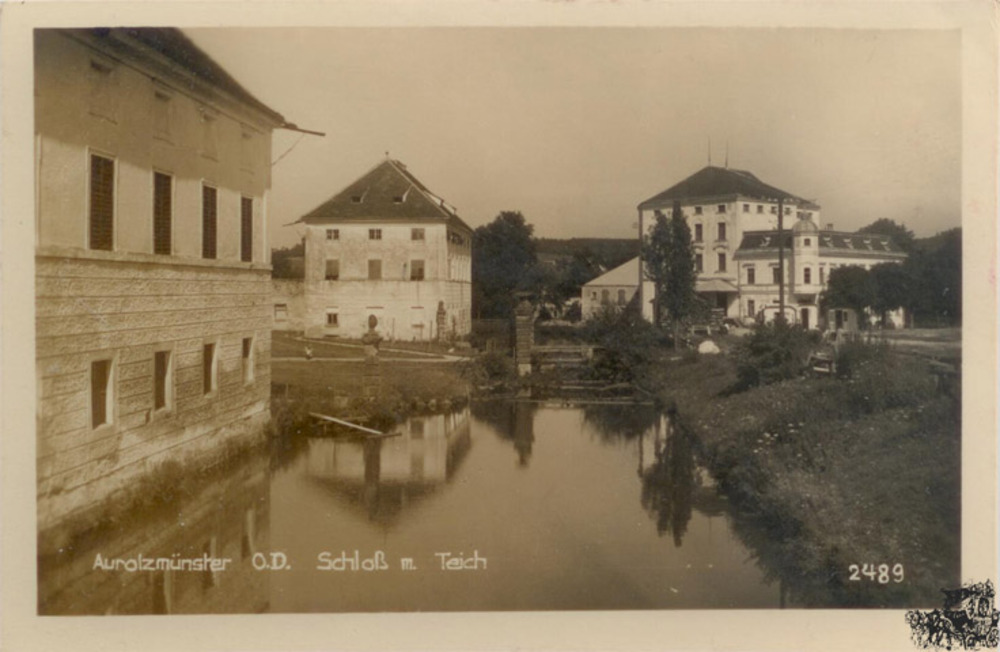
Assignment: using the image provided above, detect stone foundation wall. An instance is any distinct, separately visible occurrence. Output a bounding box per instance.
[36,249,272,540]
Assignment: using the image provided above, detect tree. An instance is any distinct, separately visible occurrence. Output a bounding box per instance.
[858,218,916,253]
[642,201,697,346]
[472,211,538,319]
[905,228,961,326]
[271,241,304,279]
[869,262,911,327]
[821,265,874,327]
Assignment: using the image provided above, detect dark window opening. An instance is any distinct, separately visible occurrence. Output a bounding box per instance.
[91,359,111,428]
[154,351,169,410]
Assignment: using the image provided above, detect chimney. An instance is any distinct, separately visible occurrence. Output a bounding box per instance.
[825,223,834,230]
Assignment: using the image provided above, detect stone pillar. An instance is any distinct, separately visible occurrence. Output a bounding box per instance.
[361,314,382,398]
[513,297,534,376]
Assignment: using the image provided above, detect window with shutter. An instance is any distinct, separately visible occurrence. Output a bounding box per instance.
[153,172,172,255]
[202,185,217,259]
[89,154,115,250]
[241,197,253,262]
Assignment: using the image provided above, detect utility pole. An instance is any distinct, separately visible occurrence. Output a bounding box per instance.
[637,207,644,319]
[777,197,785,323]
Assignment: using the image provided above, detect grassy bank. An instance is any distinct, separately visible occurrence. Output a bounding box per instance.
[641,342,960,607]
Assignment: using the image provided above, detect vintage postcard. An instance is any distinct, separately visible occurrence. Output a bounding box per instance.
[1,1,997,650]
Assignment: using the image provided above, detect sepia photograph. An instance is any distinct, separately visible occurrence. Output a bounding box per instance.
[2,1,997,650]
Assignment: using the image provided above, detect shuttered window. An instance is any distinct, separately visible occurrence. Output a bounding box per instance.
[202,185,217,259]
[153,172,172,255]
[241,196,253,262]
[89,154,115,250]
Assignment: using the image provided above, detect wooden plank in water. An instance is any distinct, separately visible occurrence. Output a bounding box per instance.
[309,412,386,437]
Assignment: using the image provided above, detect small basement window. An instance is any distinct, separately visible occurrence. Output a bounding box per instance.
[91,359,113,428]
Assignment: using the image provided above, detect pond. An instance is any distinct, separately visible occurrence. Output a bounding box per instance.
[39,402,791,614]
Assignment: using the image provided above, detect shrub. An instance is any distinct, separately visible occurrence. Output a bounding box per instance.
[835,339,936,413]
[477,349,517,383]
[584,305,668,383]
[734,321,820,388]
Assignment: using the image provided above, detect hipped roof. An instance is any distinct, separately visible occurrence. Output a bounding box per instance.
[639,166,820,211]
[297,159,472,232]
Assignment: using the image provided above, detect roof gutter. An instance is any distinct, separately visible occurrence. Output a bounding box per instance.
[280,123,326,137]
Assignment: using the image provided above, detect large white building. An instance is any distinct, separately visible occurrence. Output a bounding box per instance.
[636,165,822,321]
[585,165,907,329]
[295,159,473,340]
[733,217,908,329]
[34,28,293,546]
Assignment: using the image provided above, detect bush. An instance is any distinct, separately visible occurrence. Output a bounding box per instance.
[584,305,668,383]
[477,349,517,383]
[835,339,936,413]
[734,321,820,388]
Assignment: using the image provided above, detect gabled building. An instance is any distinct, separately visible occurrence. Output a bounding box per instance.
[34,28,295,546]
[733,216,907,329]
[295,159,473,340]
[580,258,652,319]
[636,165,821,320]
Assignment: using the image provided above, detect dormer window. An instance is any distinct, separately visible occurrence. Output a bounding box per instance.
[199,109,218,160]
[822,236,833,246]
[761,236,771,247]
[153,89,172,141]
[89,58,117,122]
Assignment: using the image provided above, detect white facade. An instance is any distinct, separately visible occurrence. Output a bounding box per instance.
[734,219,908,329]
[297,160,473,340]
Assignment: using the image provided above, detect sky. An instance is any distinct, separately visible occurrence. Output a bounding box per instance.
[186,27,962,249]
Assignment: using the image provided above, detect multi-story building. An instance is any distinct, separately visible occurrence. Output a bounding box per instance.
[34,28,294,546]
[733,217,908,329]
[636,165,821,320]
[296,159,473,340]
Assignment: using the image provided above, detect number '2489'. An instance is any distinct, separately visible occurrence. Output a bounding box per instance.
[849,563,904,583]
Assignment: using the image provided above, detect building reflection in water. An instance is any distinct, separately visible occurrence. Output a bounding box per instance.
[470,401,536,467]
[38,451,271,615]
[305,407,472,523]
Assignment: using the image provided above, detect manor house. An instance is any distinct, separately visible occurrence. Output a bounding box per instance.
[294,159,473,340]
[583,165,907,328]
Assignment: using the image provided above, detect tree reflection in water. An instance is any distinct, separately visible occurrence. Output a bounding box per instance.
[471,400,536,467]
[581,403,659,443]
[638,413,696,548]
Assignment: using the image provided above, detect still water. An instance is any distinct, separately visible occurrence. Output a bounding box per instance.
[39,402,783,614]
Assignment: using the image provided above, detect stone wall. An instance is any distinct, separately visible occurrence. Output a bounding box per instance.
[36,249,272,539]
